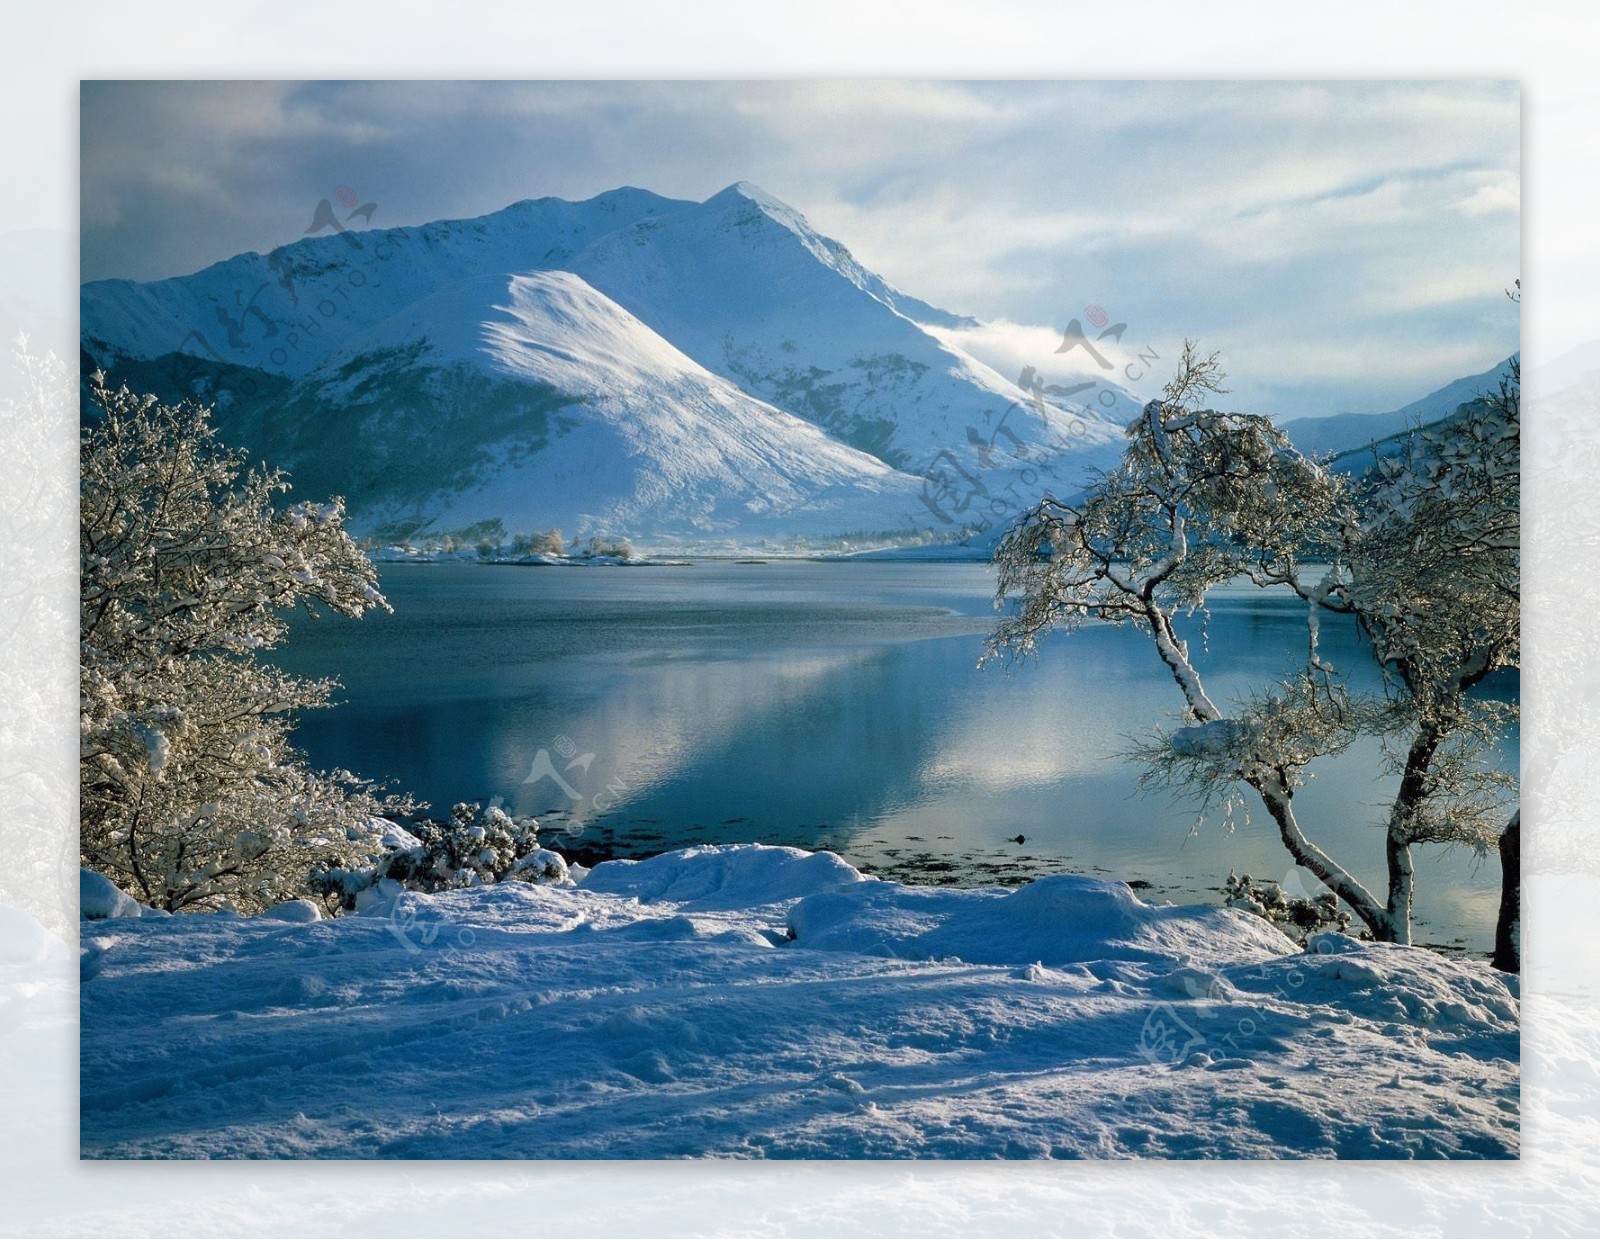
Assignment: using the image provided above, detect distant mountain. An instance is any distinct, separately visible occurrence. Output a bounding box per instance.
[1279,356,1519,459]
[81,185,1132,549]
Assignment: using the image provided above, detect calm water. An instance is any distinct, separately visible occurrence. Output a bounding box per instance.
[274,561,1517,953]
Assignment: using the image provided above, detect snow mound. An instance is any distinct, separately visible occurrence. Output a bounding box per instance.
[1286,934,1520,1032]
[79,869,141,921]
[352,878,405,915]
[375,819,423,851]
[262,899,322,924]
[788,873,1296,969]
[580,843,864,910]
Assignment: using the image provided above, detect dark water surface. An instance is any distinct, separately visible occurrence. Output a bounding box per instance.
[274,561,1516,953]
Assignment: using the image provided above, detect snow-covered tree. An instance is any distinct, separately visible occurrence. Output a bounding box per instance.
[80,376,415,913]
[579,535,634,560]
[988,343,1518,946]
[510,529,565,556]
[1325,359,1520,945]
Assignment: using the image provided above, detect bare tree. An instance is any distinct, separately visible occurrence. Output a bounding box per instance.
[987,343,1518,946]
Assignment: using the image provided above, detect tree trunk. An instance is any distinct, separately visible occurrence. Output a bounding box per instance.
[1385,829,1414,947]
[1251,776,1393,941]
[1383,723,1442,948]
[1140,600,1393,941]
[1492,811,1520,973]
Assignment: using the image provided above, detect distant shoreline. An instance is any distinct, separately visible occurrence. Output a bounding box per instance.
[367,546,995,567]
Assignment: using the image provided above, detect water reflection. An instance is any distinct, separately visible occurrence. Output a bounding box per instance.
[276,561,1515,952]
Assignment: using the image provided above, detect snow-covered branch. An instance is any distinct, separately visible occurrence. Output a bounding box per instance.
[988,342,1519,948]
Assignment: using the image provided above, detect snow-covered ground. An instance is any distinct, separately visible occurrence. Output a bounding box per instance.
[74,845,1520,1160]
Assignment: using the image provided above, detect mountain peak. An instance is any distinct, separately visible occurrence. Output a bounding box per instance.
[703,182,818,238]
[583,185,688,213]
[503,185,690,217]
[706,181,793,212]
[692,181,974,331]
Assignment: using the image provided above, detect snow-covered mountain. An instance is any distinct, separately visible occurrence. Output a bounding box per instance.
[566,183,1130,471]
[80,187,688,378]
[1280,356,1519,459]
[80,185,1131,549]
[244,271,928,544]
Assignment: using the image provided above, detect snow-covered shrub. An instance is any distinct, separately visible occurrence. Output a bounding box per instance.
[311,803,564,910]
[1221,872,1352,943]
[509,848,570,884]
[79,377,415,914]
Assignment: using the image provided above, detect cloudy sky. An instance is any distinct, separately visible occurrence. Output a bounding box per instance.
[80,80,1519,417]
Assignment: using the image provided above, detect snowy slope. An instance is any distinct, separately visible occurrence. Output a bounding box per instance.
[1281,355,1519,458]
[254,271,928,545]
[79,187,696,378]
[81,184,1131,548]
[78,844,1520,1160]
[568,182,1131,475]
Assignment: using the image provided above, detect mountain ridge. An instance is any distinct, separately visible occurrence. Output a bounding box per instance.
[1279,356,1518,458]
[81,183,1134,548]
[80,183,1506,552]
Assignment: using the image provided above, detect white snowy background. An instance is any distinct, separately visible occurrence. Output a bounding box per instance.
[3,3,1598,1235]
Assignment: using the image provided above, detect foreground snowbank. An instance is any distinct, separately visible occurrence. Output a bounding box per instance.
[79,868,142,920]
[78,845,1518,1159]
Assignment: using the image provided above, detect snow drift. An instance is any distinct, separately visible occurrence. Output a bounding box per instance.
[78,844,1519,1159]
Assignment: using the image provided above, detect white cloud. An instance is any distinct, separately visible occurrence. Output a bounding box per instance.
[925,318,1167,403]
[1453,170,1521,216]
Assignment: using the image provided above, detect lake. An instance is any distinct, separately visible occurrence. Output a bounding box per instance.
[274,560,1517,953]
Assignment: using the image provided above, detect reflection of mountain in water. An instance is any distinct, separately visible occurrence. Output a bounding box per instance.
[274,561,1514,952]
